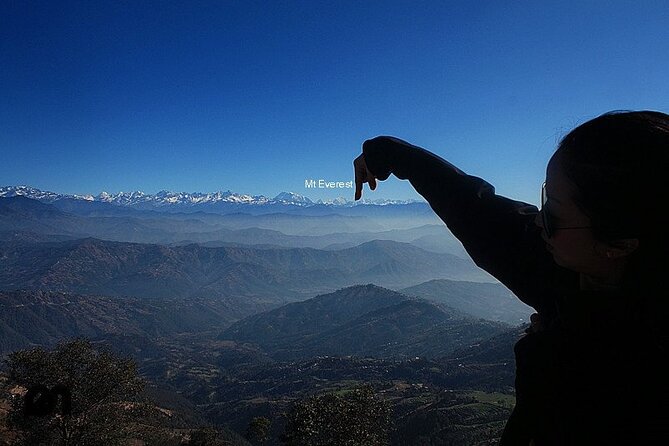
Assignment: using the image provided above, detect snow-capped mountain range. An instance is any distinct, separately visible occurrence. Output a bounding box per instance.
[0,185,421,208]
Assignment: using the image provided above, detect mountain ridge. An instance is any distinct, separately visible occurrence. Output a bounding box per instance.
[220,284,508,361]
[0,236,491,301]
[1,185,423,208]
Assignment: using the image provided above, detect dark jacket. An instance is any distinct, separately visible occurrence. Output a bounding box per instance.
[362,136,668,445]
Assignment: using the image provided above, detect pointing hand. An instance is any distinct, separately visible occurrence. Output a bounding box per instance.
[353,153,377,201]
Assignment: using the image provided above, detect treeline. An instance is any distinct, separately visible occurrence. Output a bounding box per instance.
[0,338,394,445]
[0,337,511,445]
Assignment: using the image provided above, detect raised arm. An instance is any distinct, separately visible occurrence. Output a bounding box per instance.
[357,136,576,313]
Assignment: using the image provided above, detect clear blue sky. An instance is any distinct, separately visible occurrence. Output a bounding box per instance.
[2,0,668,205]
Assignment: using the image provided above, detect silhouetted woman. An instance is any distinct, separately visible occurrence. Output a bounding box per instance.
[353,110,668,445]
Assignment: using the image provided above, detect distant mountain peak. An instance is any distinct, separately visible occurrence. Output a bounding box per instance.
[316,196,349,205]
[273,191,313,204]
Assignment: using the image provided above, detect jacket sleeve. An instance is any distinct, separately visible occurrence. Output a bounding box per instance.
[362,136,576,313]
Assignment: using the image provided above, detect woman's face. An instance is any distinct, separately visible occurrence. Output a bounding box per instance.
[535,159,610,278]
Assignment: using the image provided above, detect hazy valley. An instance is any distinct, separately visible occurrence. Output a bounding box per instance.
[0,190,533,445]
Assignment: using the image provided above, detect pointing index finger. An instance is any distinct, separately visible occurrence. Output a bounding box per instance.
[354,157,364,200]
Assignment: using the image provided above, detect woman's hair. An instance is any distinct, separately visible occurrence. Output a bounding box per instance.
[554,110,668,240]
[551,110,668,327]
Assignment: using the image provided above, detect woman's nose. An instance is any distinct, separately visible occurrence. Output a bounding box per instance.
[534,211,544,229]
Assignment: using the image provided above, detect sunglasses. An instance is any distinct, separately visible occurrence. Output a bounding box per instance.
[540,182,592,238]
